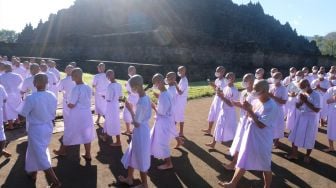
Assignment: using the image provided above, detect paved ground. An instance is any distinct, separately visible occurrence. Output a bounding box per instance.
[0,97,336,188]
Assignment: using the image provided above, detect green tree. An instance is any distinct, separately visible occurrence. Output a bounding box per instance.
[0,29,18,43]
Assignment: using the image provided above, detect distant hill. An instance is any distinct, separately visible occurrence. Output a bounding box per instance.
[16,0,319,55]
[311,32,336,57]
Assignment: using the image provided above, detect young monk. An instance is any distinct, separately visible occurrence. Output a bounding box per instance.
[165,72,184,148]
[224,73,256,170]
[150,73,175,170]
[287,79,321,163]
[205,72,239,148]
[219,80,278,188]
[202,66,227,134]
[0,84,11,158]
[53,68,96,161]
[311,70,330,126]
[58,65,75,128]
[255,68,265,81]
[40,63,58,98]
[19,73,61,187]
[119,75,151,188]
[175,66,189,137]
[323,85,336,152]
[283,67,297,87]
[0,64,23,130]
[99,70,123,146]
[285,71,304,132]
[20,63,40,98]
[92,63,109,124]
[269,72,288,148]
[122,66,139,135]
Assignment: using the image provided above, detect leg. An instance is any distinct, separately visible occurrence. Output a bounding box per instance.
[27,171,37,180]
[96,115,101,124]
[123,123,132,135]
[218,167,246,187]
[263,171,272,188]
[323,139,335,152]
[174,136,185,148]
[0,140,11,158]
[99,132,107,142]
[286,143,298,159]
[118,167,134,185]
[179,122,184,137]
[158,157,173,170]
[110,135,121,146]
[139,171,148,188]
[223,152,238,170]
[82,143,92,161]
[205,137,216,148]
[53,145,67,156]
[44,168,61,188]
[304,149,312,163]
[202,121,214,134]
[273,139,279,148]
[7,120,14,129]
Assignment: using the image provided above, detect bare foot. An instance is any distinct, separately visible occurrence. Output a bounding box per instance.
[304,156,311,163]
[53,149,67,157]
[179,133,184,137]
[81,154,92,162]
[205,142,215,149]
[157,163,173,170]
[174,137,185,148]
[223,163,235,170]
[284,154,298,160]
[218,181,234,188]
[122,131,132,135]
[110,143,121,147]
[118,175,133,186]
[201,129,211,134]
[323,148,335,153]
[2,150,12,158]
[99,135,107,142]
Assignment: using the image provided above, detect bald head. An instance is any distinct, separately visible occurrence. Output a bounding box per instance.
[299,79,311,91]
[71,68,83,83]
[40,63,48,72]
[106,69,115,81]
[34,73,48,90]
[129,74,144,93]
[0,62,5,71]
[4,64,12,72]
[69,62,77,67]
[97,62,106,73]
[215,66,225,78]
[128,66,136,76]
[255,68,264,79]
[152,73,164,84]
[253,80,269,94]
[178,66,186,77]
[65,65,74,76]
[166,72,176,85]
[242,73,255,89]
[30,63,40,75]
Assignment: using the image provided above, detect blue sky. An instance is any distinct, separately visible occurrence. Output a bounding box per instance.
[232,0,336,36]
[0,0,335,36]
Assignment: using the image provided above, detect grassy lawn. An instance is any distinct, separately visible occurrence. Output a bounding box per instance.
[61,72,243,100]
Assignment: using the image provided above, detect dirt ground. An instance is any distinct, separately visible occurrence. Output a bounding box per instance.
[0,97,335,188]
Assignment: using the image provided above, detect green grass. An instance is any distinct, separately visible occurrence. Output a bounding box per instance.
[61,72,244,101]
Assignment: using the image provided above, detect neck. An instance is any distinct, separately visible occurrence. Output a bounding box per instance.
[76,80,84,85]
[110,79,116,83]
[259,95,270,103]
[228,83,234,87]
[247,87,253,92]
[37,88,46,92]
[138,89,145,97]
[307,89,313,94]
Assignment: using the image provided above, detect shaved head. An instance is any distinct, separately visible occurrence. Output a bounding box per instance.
[129,74,143,88]
[65,65,74,76]
[242,73,254,83]
[253,80,269,93]
[106,69,115,81]
[128,66,136,76]
[4,64,12,72]
[30,63,40,75]
[40,63,48,72]
[97,62,106,73]
[152,73,164,84]
[34,73,48,90]
[71,68,83,83]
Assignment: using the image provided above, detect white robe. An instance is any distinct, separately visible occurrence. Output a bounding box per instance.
[20,76,36,98]
[214,86,239,142]
[325,87,336,140]
[103,82,122,136]
[150,91,174,159]
[288,91,321,149]
[0,85,8,141]
[236,99,278,171]
[175,76,188,122]
[208,78,227,122]
[93,73,109,115]
[49,67,61,81]
[45,71,59,98]
[19,91,57,173]
[123,80,139,123]
[311,79,330,120]
[121,95,151,172]
[167,85,178,138]
[285,81,300,131]
[269,84,288,139]
[58,76,76,126]
[63,84,96,145]
[0,72,23,121]
[230,90,257,156]
[13,66,26,79]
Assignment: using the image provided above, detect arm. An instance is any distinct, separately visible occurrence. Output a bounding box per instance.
[243,102,266,129]
[217,91,233,107]
[269,93,287,104]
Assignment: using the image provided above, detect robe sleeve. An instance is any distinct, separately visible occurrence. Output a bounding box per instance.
[0,86,7,101]
[69,87,79,105]
[20,96,33,117]
[257,102,276,128]
[157,94,171,116]
[134,98,151,124]
[312,92,321,109]
[105,85,113,102]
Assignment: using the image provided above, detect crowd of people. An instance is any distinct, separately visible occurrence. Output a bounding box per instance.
[0,55,335,188]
